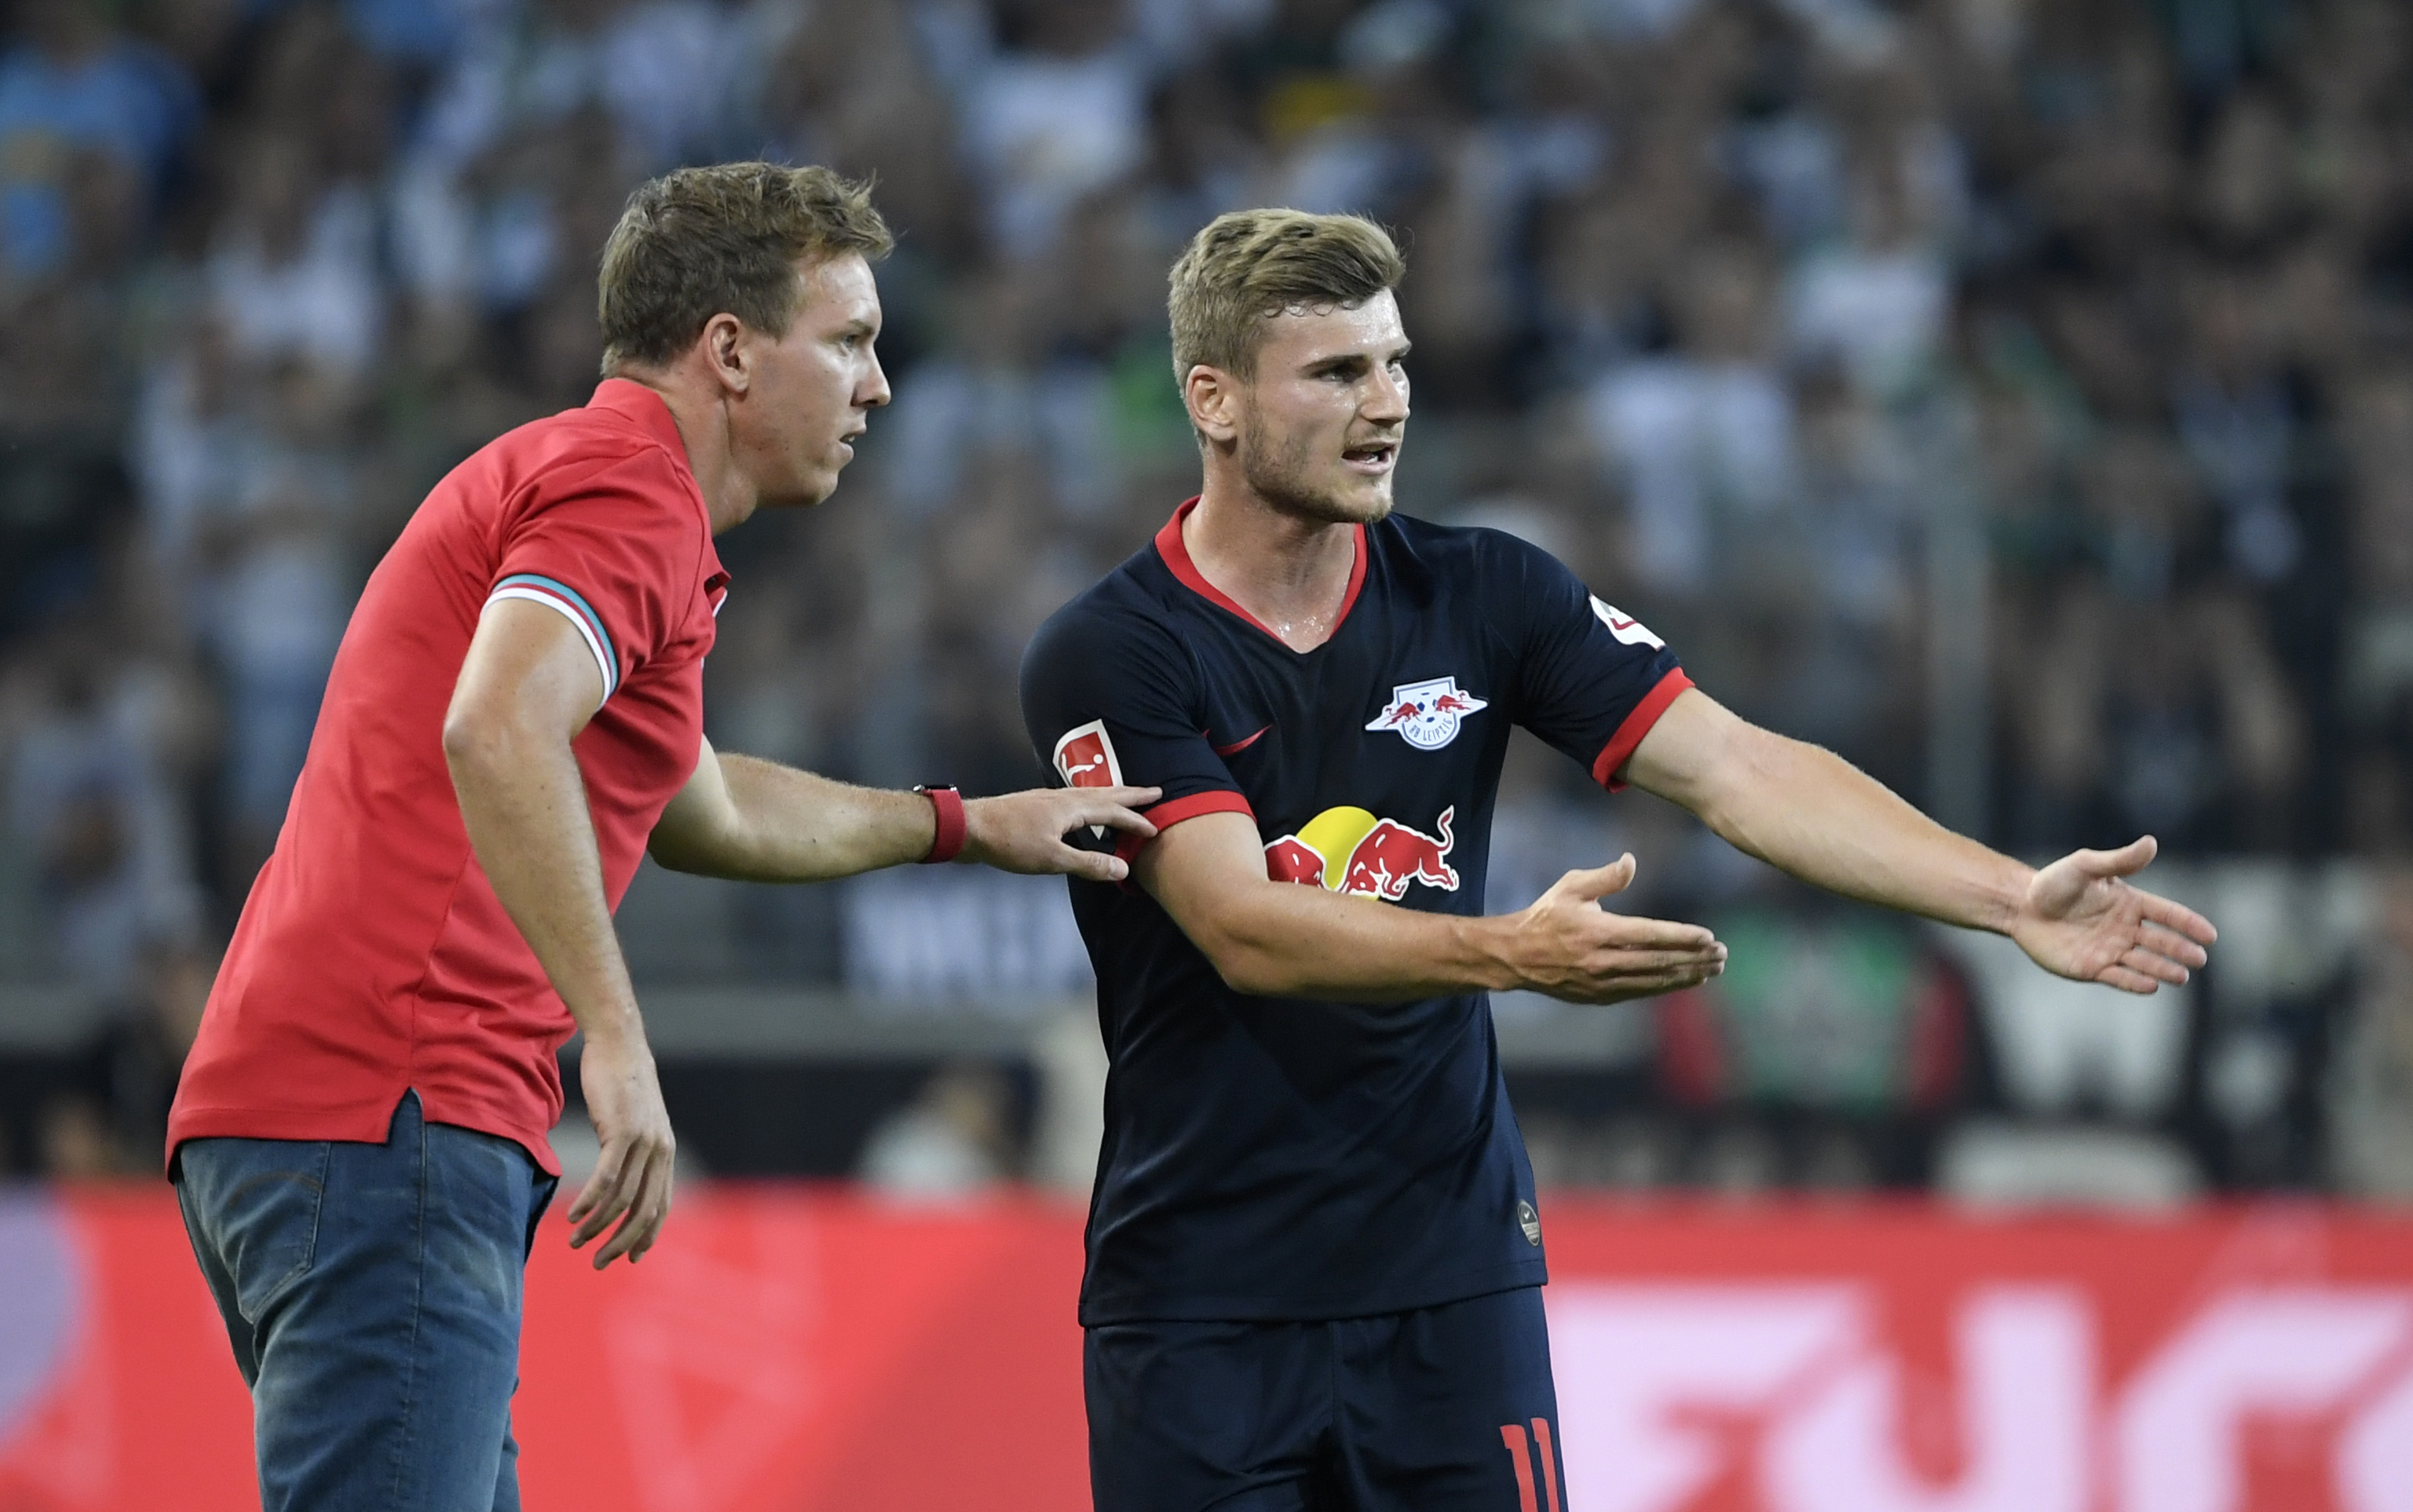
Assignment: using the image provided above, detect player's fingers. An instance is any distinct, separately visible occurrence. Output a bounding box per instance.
[1553,855,1636,904]
[1587,947,1725,977]
[2138,918,2210,970]
[2121,944,2192,986]
[1629,958,1726,989]
[2140,891,2217,947]
[1560,962,1721,1003]
[2098,963,2164,995]
[1084,785,1161,809]
[2080,835,2157,878]
[1590,912,1720,952]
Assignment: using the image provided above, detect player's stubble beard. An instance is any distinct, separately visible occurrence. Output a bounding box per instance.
[1235,394,1396,528]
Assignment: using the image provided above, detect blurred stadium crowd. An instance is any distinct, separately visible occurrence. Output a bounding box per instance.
[0,0,2409,1196]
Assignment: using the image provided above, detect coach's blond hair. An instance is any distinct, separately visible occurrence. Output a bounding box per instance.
[1168,210,1405,384]
[598,162,892,373]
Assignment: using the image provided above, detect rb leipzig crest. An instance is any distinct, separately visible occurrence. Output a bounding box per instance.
[1364,677,1488,751]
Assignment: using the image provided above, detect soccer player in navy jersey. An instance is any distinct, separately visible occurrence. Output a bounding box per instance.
[1020,210,2218,1512]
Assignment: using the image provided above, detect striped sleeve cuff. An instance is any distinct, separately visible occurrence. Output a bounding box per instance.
[487,574,618,703]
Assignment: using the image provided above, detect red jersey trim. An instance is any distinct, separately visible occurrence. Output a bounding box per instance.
[1590,668,1695,791]
[1153,499,1368,649]
[1212,724,1271,757]
[1113,789,1257,864]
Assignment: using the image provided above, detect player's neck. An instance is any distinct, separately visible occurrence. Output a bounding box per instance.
[1184,484,1359,652]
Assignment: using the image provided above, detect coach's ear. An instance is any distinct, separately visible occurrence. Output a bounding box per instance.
[1183,363,1241,447]
[701,311,751,396]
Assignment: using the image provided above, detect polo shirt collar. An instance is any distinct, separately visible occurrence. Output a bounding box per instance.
[587,378,693,462]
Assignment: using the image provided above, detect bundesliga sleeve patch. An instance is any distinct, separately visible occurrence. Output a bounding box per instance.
[1589,597,1664,649]
[1053,720,1123,838]
[1052,719,1124,789]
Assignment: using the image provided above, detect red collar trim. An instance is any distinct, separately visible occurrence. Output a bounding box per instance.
[1152,498,1368,649]
[587,378,693,463]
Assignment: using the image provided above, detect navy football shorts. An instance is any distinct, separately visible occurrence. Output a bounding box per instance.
[1085,1285,1568,1512]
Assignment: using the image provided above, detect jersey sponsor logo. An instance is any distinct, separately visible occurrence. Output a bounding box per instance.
[1519,1200,1543,1246]
[1263,805,1459,900]
[1052,719,1123,837]
[1590,596,1665,649]
[1365,676,1488,750]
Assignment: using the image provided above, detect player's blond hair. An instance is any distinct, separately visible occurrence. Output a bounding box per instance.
[1168,209,1406,384]
[598,162,893,373]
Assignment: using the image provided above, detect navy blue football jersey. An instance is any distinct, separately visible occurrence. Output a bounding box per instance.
[1019,501,1690,1325]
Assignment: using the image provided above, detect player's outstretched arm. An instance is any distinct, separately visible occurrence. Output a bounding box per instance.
[647,739,1160,883]
[445,599,672,1270]
[1620,688,2216,993]
[1137,811,1727,1004]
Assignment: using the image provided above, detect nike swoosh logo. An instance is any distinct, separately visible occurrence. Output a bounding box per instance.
[1212,725,1271,757]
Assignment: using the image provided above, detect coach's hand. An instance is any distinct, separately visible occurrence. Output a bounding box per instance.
[1503,855,1727,1004]
[568,1028,676,1269]
[961,785,1162,883]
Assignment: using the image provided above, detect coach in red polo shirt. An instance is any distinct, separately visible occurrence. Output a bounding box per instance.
[167,163,1157,1512]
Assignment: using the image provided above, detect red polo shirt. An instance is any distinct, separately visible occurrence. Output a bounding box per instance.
[170,380,729,1175]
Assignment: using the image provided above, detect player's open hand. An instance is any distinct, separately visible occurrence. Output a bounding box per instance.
[2011,835,2217,994]
[568,1028,676,1269]
[962,785,1162,882]
[1504,854,1728,1003]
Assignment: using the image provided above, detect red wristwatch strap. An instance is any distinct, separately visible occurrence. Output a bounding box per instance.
[916,786,966,864]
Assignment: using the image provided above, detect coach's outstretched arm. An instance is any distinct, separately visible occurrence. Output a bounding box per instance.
[1136,811,1727,1004]
[1620,688,2216,992]
[646,737,1161,883]
[444,599,671,1271]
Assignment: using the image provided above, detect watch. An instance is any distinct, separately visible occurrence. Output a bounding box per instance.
[915,784,966,864]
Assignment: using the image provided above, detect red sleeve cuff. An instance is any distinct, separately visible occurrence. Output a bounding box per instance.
[1590,668,1696,791]
[1113,789,1256,864]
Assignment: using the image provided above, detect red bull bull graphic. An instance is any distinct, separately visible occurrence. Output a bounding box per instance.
[1365,676,1489,750]
[1263,805,1460,900]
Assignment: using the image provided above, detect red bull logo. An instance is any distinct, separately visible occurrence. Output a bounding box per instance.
[1365,676,1489,750]
[1262,805,1460,900]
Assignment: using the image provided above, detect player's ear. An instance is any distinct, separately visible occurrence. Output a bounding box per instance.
[1185,364,1241,446]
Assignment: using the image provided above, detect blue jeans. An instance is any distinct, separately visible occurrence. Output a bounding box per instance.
[175,1091,558,1511]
